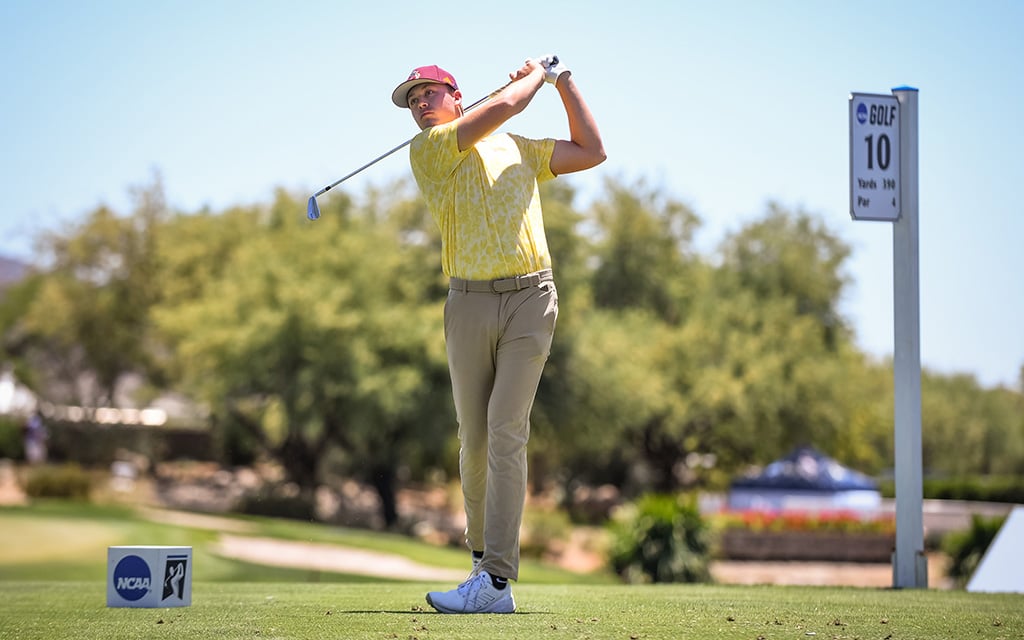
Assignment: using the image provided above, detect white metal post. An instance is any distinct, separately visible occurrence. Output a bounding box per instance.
[891,86,927,588]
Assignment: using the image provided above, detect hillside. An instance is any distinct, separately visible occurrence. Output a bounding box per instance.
[0,255,28,290]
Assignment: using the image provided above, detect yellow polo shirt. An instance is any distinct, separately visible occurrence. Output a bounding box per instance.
[409,120,556,280]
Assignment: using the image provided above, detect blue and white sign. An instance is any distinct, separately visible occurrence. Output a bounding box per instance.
[107,546,192,608]
[850,92,900,221]
[113,554,151,601]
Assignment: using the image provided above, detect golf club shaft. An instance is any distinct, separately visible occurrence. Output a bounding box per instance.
[313,138,412,197]
[312,80,514,198]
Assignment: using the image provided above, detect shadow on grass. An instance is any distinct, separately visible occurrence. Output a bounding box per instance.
[337,610,551,615]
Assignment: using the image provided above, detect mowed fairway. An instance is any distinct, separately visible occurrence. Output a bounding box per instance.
[1,502,1022,639]
[2,581,1022,640]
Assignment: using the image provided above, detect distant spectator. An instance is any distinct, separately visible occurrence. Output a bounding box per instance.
[23,411,47,464]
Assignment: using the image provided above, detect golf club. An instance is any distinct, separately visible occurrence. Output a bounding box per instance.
[306,58,558,221]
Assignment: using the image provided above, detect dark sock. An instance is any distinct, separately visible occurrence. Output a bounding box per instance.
[489,574,508,590]
[472,550,484,561]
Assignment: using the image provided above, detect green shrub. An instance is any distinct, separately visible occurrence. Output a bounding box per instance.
[931,477,1024,504]
[880,476,1024,504]
[608,493,711,584]
[23,463,93,500]
[520,507,572,559]
[942,514,1006,589]
[0,416,23,459]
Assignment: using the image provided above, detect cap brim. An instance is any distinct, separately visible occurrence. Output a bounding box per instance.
[391,79,446,108]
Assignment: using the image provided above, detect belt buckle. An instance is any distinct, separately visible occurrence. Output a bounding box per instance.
[493,276,518,293]
[490,273,536,293]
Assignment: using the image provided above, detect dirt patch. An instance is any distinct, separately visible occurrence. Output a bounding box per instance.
[711,553,952,589]
[712,560,896,587]
[137,507,258,534]
[0,460,27,506]
[136,507,465,581]
[212,534,466,582]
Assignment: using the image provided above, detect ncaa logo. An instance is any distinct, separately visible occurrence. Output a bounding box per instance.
[856,102,868,125]
[113,555,151,601]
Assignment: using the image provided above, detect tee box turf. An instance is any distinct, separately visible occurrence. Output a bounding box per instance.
[107,545,193,608]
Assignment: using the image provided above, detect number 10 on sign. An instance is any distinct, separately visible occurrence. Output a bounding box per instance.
[850,93,900,221]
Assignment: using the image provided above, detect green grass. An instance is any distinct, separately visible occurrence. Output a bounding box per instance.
[1,501,1022,639]
[0,581,1021,640]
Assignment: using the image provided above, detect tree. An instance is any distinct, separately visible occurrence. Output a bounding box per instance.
[920,371,1024,476]
[8,177,166,407]
[529,179,602,489]
[717,203,853,349]
[590,179,701,324]
[544,196,881,494]
[553,308,679,491]
[153,188,452,526]
[5,175,1020,521]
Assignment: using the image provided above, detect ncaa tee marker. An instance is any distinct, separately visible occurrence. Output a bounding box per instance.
[106,546,193,608]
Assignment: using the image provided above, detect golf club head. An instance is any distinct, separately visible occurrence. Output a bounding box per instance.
[307,195,321,221]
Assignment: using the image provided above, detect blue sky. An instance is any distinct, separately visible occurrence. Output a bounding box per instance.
[2,0,1022,389]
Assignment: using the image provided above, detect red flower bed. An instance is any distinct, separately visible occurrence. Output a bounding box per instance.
[714,510,896,562]
[717,509,895,534]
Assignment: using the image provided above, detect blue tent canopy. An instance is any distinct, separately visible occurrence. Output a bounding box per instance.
[730,446,878,493]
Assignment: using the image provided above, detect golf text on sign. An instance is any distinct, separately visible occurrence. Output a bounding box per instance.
[849,93,900,221]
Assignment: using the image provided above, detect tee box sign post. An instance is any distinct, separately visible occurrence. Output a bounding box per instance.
[849,87,926,589]
[850,93,900,221]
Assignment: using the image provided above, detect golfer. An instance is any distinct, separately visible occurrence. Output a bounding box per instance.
[391,55,605,613]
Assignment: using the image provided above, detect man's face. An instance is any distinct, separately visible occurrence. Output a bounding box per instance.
[407,82,461,130]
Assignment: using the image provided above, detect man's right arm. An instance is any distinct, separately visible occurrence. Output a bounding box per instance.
[455,60,547,152]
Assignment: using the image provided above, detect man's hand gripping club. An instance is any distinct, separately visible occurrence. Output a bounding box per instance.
[537,54,571,85]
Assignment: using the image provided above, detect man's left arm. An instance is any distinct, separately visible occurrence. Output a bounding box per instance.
[548,67,606,175]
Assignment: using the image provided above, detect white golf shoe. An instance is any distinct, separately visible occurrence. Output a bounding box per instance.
[425,570,515,614]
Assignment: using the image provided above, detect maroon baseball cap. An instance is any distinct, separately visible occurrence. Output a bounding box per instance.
[391,65,459,108]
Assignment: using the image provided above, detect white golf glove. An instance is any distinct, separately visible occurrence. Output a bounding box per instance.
[538,54,570,85]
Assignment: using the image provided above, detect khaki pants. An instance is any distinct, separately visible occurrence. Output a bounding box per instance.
[444,273,558,581]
